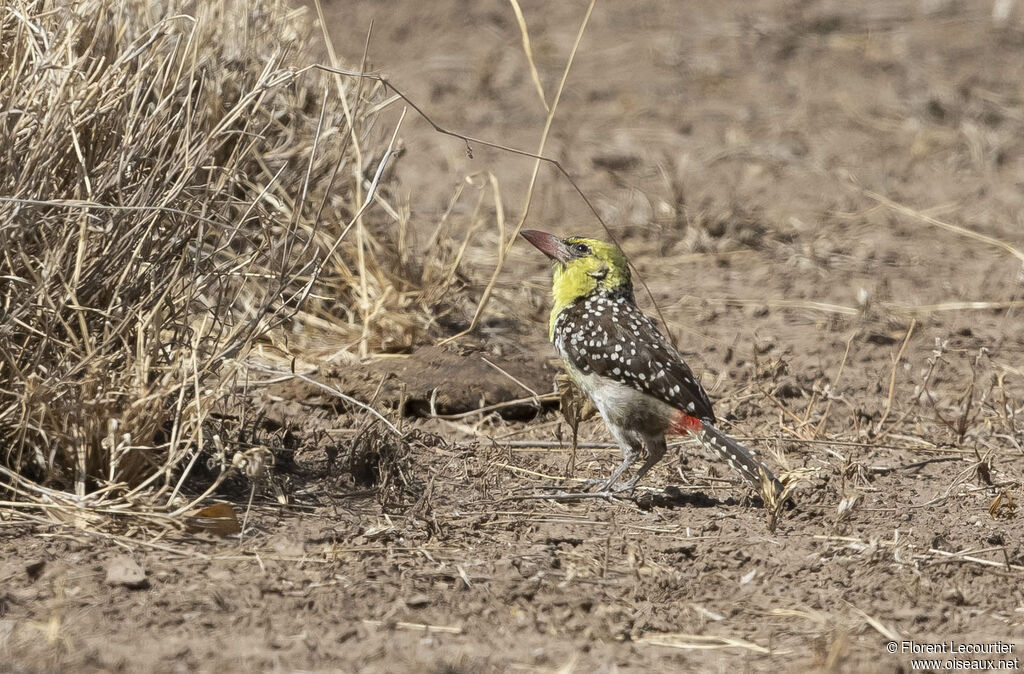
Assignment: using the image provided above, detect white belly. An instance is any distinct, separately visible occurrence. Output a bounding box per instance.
[570,366,676,434]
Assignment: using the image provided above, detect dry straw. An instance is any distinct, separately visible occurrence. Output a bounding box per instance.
[0,0,441,526]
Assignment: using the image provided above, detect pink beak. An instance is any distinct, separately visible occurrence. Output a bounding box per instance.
[521,229,571,263]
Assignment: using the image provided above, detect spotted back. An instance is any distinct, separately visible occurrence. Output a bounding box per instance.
[553,290,716,422]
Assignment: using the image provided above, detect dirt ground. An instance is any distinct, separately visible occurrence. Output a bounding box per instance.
[5,0,1024,671]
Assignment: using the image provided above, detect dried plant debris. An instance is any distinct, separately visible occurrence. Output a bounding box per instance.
[989,490,1017,520]
[4,1,1024,672]
[0,0,397,526]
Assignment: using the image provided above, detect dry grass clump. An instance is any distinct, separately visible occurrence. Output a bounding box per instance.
[0,0,419,522]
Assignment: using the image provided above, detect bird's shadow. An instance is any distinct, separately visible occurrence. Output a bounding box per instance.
[633,485,743,510]
[524,483,773,511]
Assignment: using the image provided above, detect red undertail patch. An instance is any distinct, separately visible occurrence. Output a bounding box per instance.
[670,412,702,434]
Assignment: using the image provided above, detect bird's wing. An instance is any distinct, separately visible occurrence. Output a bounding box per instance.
[553,293,715,421]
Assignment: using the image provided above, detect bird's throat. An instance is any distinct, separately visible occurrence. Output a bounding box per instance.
[548,264,597,339]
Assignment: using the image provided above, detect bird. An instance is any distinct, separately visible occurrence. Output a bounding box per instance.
[521,229,782,498]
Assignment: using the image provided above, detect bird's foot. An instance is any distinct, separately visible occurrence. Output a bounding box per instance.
[562,475,644,499]
[611,476,640,494]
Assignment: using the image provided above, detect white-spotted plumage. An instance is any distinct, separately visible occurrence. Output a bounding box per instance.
[554,289,714,420]
[521,229,781,496]
[555,289,780,494]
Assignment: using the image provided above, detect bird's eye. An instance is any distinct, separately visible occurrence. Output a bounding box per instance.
[572,242,591,256]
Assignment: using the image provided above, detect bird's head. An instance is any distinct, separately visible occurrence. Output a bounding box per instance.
[521,229,632,312]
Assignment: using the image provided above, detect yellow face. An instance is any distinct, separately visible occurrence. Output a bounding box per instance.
[520,230,632,338]
[551,237,631,305]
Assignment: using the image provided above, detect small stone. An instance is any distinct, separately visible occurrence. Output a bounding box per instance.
[105,556,149,589]
[405,593,431,608]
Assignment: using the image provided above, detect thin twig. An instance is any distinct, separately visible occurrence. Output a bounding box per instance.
[814,331,855,438]
[481,356,542,406]
[862,188,1024,263]
[507,0,549,112]
[438,0,597,346]
[876,319,915,434]
[245,365,403,437]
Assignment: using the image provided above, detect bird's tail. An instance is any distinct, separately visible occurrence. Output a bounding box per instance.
[674,415,782,495]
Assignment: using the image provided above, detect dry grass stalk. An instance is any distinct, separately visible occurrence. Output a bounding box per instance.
[507,0,550,112]
[439,0,597,346]
[636,632,776,654]
[762,466,814,533]
[0,0,436,525]
[862,187,1024,264]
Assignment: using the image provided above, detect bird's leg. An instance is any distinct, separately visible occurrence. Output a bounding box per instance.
[600,453,636,492]
[599,426,644,493]
[620,434,668,493]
